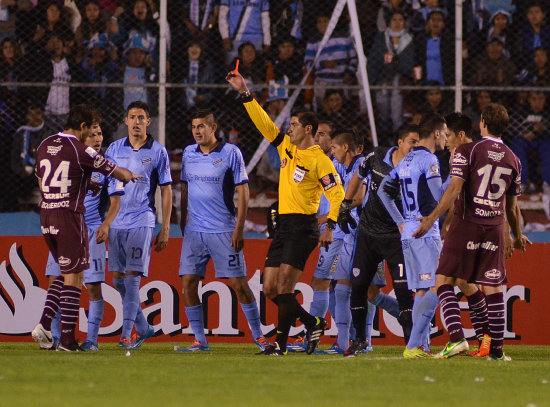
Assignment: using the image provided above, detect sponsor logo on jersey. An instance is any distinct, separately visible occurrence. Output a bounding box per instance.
[352,267,360,277]
[320,173,336,190]
[293,167,306,183]
[91,173,101,182]
[484,269,501,279]
[488,151,505,162]
[85,146,98,157]
[93,155,106,168]
[466,240,499,251]
[473,197,501,208]
[141,157,152,165]
[419,273,432,281]
[47,145,63,155]
[280,157,287,168]
[429,164,440,177]
[212,158,222,167]
[41,226,59,235]
[54,138,62,143]
[452,153,467,165]
[58,256,71,266]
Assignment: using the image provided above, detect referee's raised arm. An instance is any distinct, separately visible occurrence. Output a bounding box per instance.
[226,71,281,143]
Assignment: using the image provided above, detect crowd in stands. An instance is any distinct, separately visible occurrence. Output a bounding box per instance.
[1,0,550,213]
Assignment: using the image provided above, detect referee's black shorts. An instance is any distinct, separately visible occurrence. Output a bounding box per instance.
[265,214,319,271]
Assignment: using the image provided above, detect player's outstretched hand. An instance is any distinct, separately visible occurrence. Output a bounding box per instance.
[337,199,356,234]
[412,216,435,238]
[154,227,169,252]
[318,227,333,250]
[88,181,102,197]
[513,234,532,253]
[383,177,401,200]
[225,71,248,93]
[231,227,244,252]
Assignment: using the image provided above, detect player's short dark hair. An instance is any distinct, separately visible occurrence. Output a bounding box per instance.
[126,101,150,118]
[333,129,359,151]
[445,112,473,140]
[91,108,102,124]
[65,104,95,130]
[481,103,509,136]
[296,111,318,135]
[527,1,545,13]
[191,108,216,126]
[317,120,336,138]
[397,124,420,141]
[238,41,255,55]
[419,113,446,140]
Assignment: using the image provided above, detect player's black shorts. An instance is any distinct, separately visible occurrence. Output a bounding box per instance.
[351,230,405,288]
[265,214,319,271]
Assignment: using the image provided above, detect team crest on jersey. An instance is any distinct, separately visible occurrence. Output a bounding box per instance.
[429,164,440,177]
[91,173,101,182]
[93,155,106,168]
[141,157,152,165]
[352,268,360,277]
[280,157,287,168]
[488,151,505,162]
[47,145,62,155]
[293,167,306,183]
[452,152,467,165]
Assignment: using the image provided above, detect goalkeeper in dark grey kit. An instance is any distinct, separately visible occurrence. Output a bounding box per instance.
[338,125,419,356]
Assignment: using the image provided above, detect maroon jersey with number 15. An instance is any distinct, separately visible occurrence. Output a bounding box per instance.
[450,136,521,226]
[35,132,117,214]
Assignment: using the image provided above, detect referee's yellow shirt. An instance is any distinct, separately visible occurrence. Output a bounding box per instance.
[244,99,345,221]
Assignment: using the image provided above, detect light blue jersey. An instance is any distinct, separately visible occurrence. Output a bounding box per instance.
[106,135,172,229]
[340,155,364,244]
[221,0,269,42]
[379,146,443,240]
[84,172,108,229]
[181,141,248,233]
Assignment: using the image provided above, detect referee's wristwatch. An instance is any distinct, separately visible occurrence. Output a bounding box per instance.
[239,90,253,102]
[326,219,337,230]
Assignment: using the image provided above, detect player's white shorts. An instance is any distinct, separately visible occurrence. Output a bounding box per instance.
[402,236,442,290]
[313,238,344,280]
[45,227,106,284]
[108,227,153,277]
[179,231,246,279]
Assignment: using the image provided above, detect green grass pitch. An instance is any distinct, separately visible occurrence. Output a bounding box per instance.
[0,343,548,407]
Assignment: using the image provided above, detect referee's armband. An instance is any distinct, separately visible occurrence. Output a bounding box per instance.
[319,173,338,191]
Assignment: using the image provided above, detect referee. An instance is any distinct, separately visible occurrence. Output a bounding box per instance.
[226,71,345,355]
[339,125,419,357]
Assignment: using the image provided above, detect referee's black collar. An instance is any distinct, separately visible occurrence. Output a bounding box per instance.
[195,140,225,154]
[124,133,154,150]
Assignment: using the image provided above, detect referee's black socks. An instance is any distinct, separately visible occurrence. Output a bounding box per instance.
[275,293,297,350]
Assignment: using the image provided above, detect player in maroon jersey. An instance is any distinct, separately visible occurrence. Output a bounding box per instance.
[413,103,531,360]
[31,104,141,352]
